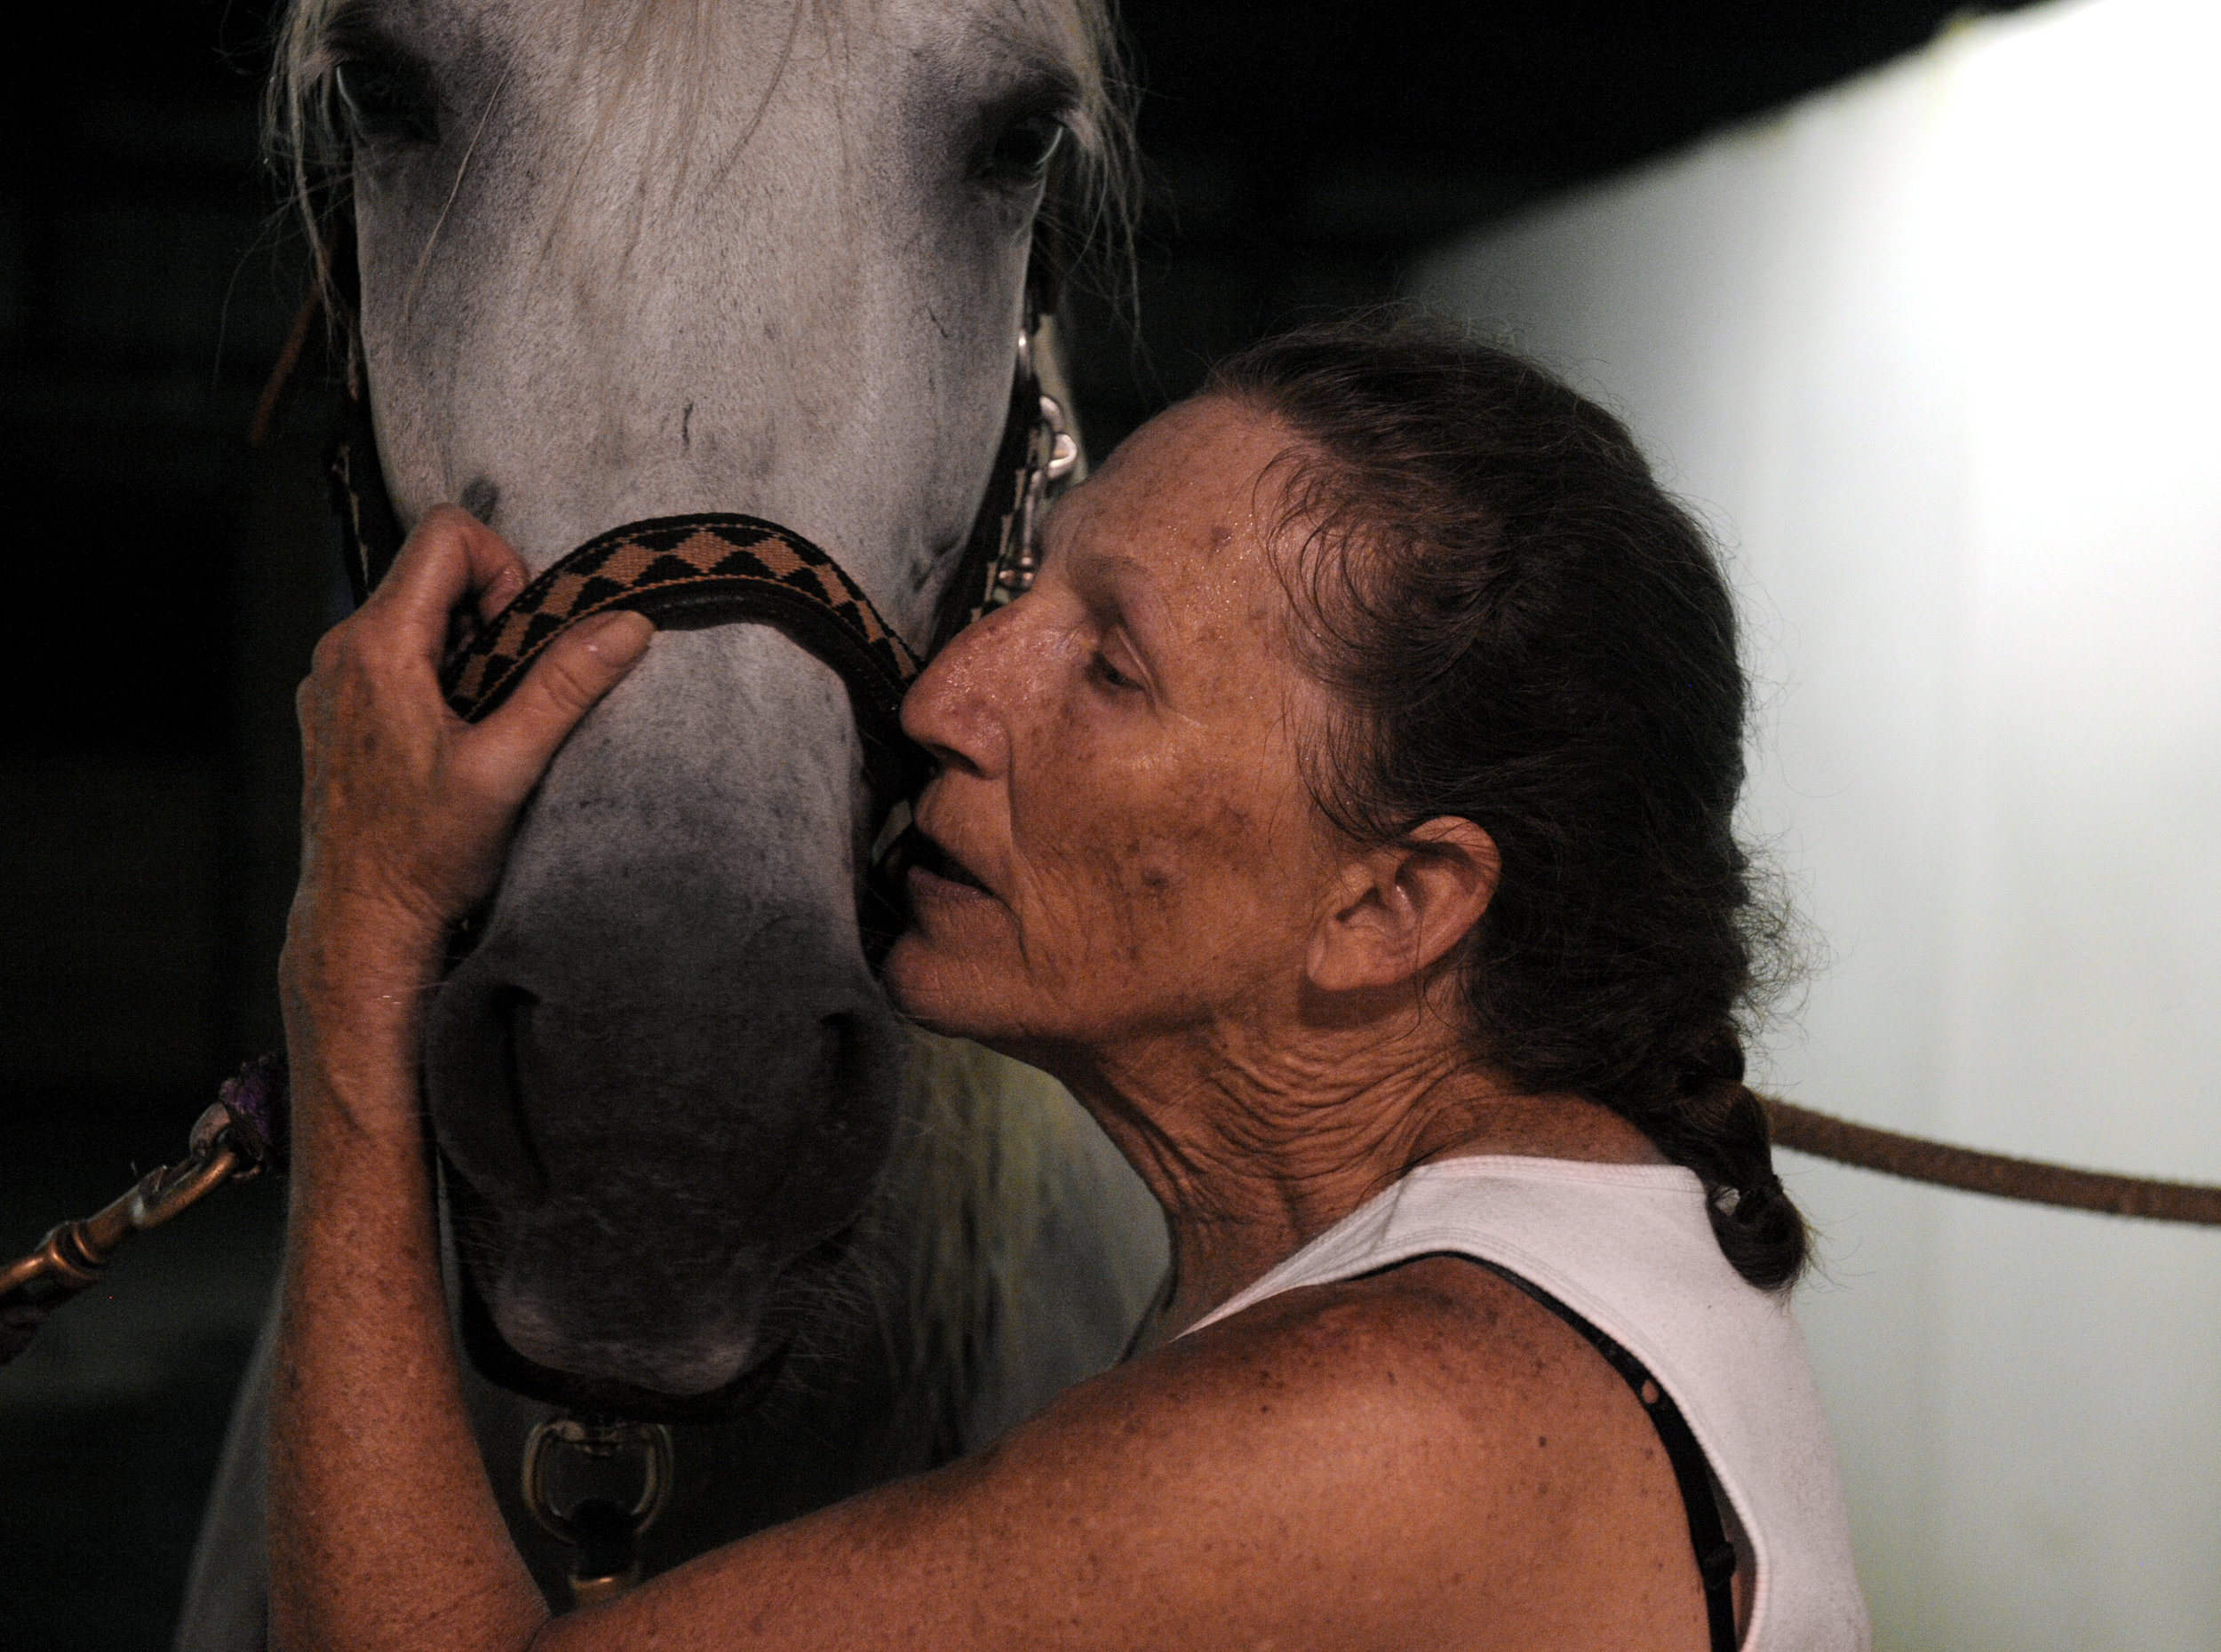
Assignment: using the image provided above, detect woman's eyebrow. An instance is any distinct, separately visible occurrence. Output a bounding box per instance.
[1068,551,1166,651]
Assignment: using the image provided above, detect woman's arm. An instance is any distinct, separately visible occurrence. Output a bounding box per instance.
[509,1261,1702,1652]
[268,507,652,1652]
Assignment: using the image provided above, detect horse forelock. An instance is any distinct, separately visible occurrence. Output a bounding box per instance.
[267,0,1135,341]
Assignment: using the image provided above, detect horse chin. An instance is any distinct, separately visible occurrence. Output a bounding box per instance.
[492,1293,760,1399]
[440,1163,800,1419]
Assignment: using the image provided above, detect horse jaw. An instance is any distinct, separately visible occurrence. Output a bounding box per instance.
[335,0,1087,1398]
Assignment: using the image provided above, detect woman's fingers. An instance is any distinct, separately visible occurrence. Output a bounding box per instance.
[461,610,656,808]
[374,504,531,659]
[291,504,647,962]
[475,551,529,626]
[291,608,651,963]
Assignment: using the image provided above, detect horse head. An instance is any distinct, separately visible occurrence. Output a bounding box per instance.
[272,0,1124,1408]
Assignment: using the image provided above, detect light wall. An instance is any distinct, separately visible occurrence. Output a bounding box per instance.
[1410,2,2221,1646]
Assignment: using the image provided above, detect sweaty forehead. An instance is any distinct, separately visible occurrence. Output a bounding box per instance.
[1046,397,1329,718]
[1057,397,1297,592]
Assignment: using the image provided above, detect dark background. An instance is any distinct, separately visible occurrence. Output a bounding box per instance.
[0,2,2036,1642]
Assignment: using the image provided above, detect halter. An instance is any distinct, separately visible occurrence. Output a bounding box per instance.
[439,512,928,806]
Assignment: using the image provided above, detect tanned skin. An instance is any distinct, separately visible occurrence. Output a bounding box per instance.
[271,400,1715,1650]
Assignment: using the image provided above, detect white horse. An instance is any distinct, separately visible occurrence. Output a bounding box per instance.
[177,2,1165,1641]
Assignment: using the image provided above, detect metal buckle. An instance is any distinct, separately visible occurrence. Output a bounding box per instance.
[2,1101,255,1325]
[985,326,1080,603]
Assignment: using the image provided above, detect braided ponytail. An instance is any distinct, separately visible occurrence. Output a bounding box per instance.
[1642,1029,1810,1291]
[1210,318,1811,1291]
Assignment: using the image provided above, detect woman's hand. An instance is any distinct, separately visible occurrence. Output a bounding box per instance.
[285,505,654,1019]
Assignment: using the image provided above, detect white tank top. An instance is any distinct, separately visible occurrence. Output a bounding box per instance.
[1181,1156,1870,1651]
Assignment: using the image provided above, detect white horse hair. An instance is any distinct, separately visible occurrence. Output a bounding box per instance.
[176,2,1164,1640]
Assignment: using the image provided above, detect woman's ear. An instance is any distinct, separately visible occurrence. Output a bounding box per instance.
[1305,817,1501,994]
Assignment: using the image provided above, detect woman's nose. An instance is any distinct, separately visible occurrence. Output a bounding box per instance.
[900,599,1017,778]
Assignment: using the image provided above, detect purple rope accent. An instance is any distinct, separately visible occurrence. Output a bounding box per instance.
[217,1055,290,1171]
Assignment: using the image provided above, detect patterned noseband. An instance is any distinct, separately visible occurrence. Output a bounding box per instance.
[439,512,928,812]
[442,512,923,726]
[331,322,1078,806]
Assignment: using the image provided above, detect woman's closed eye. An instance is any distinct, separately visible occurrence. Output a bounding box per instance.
[1087,642,1145,695]
[1088,652,1137,692]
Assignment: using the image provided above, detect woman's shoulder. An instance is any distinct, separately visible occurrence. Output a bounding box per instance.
[1150,1254,1687,1494]
[946,1254,1709,1649]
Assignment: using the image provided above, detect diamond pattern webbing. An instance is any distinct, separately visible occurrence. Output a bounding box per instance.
[441,513,924,728]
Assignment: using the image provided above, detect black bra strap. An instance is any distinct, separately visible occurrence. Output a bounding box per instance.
[1466,1259,1740,1652]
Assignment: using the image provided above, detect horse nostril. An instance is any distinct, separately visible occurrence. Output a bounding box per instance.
[759,1010,899,1238]
[498,987,552,1195]
[426,970,553,1205]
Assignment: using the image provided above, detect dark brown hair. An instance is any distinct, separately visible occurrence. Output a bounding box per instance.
[1209,318,1809,1291]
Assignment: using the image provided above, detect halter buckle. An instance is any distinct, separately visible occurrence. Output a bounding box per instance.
[989,366,1079,600]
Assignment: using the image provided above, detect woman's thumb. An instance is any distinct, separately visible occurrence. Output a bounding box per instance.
[467,610,655,803]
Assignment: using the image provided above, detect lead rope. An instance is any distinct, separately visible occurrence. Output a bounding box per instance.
[4,300,2216,1424]
[4,305,2217,1618]
[1764,1097,2221,1223]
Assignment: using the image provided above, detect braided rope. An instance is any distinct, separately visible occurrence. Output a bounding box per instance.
[1765,1097,2221,1224]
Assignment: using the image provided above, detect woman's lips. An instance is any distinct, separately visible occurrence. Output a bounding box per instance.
[907,831,994,901]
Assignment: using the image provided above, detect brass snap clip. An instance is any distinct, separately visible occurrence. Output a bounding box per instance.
[521,1413,674,1607]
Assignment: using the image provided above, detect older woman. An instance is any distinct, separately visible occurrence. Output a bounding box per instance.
[271,325,1867,1651]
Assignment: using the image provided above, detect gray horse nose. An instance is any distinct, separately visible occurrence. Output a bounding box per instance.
[421,931,907,1395]
[426,941,899,1231]
[411,624,911,1395]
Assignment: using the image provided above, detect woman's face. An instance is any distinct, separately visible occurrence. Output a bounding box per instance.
[886,395,1344,1055]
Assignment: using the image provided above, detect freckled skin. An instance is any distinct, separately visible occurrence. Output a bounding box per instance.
[865,396,1720,1646]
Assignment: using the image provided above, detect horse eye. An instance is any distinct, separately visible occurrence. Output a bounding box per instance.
[333,56,439,146]
[984,114,1065,181]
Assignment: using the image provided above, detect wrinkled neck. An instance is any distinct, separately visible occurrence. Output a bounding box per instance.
[1039,984,1662,1347]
